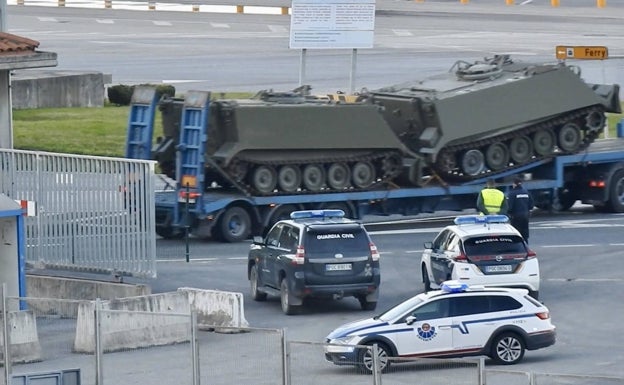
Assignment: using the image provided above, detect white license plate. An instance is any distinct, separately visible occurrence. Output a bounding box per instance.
[486,265,513,273]
[326,263,352,271]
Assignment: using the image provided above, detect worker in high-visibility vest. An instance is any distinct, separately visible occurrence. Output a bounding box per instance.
[476,179,508,215]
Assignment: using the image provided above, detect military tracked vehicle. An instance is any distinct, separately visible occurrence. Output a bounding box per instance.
[153,55,621,195]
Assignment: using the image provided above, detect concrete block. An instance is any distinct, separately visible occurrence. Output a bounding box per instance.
[73,288,249,353]
[0,310,42,364]
[179,287,249,329]
[26,274,151,317]
[11,70,108,109]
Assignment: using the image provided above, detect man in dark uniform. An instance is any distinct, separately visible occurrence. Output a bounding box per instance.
[507,177,534,242]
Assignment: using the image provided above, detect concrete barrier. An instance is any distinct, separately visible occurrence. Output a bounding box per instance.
[73,288,249,353]
[26,274,151,317]
[11,70,111,109]
[0,311,42,364]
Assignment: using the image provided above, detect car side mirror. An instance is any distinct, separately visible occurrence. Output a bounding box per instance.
[252,236,264,245]
[406,315,417,325]
[424,242,433,250]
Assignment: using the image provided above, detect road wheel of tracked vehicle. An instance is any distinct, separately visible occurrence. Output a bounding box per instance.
[251,165,278,194]
[351,162,376,188]
[302,164,326,192]
[532,129,556,156]
[278,165,302,193]
[217,206,252,243]
[327,163,351,190]
[460,149,485,176]
[509,135,533,164]
[558,123,582,153]
[485,142,510,171]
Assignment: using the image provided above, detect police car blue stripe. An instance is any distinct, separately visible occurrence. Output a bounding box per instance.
[452,313,536,334]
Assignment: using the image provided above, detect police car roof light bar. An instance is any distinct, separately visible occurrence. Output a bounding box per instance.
[454,214,509,225]
[290,209,346,220]
[441,280,470,293]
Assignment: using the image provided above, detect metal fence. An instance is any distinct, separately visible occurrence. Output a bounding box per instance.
[3,289,624,385]
[0,149,157,278]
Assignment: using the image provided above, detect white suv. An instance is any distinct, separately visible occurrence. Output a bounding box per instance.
[421,215,540,299]
[325,282,556,373]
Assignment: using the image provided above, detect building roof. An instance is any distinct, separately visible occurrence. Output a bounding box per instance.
[0,32,40,56]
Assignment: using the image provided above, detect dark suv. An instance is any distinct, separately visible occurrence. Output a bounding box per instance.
[247,210,381,315]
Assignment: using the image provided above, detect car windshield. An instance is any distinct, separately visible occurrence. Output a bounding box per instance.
[378,294,426,322]
[463,235,526,255]
[304,227,370,258]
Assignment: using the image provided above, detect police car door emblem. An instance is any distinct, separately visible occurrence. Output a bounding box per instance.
[417,323,437,341]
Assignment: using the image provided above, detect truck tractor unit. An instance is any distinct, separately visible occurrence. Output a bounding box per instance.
[151,55,620,196]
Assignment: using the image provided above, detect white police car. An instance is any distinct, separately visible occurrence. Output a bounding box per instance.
[324,281,556,373]
[421,215,540,299]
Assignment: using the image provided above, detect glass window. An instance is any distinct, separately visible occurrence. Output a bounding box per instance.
[409,298,450,321]
[432,230,451,251]
[462,235,526,256]
[445,233,461,253]
[489,295,522,312]
[265,224,283,247]
[303,226,370,258]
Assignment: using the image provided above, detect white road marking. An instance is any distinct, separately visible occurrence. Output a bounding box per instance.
[96,19,114,24]
[158,257,218,262]
[153,21,172,26]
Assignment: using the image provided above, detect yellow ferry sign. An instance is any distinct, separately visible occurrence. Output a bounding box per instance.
[556,46,608,60]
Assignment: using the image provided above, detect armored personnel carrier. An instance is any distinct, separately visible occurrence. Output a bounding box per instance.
[153,55,621,195]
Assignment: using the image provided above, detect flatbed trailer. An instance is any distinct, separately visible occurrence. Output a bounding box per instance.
[125,88,624,242]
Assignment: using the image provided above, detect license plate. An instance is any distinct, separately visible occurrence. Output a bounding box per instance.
[326,263,352,271]
[485,265,513,273]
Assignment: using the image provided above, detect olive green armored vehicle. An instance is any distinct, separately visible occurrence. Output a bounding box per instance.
[153,55,621,195]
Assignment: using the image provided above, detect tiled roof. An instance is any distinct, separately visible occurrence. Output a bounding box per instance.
[0,32,40,56]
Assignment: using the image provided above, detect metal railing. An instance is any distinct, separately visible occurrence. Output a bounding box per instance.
[2,287,623,385]
[0,149,157,278]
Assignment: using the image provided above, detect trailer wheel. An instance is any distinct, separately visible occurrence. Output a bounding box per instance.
[551,188,576,212]
[607,169,624,213]
[217,206,251,243]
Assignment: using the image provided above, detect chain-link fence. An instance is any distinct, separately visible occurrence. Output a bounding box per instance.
[2,287,624,385]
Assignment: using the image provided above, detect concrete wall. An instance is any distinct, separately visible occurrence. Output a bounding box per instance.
[11,70,111,109]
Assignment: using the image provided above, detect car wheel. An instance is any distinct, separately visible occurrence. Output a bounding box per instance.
[529,290,539,300]
[280,278,300,315]
[422,265,431,292]
[358,342,391,374]
[491,332,525,365]
[358,295,377,311]
[250,265,267,301]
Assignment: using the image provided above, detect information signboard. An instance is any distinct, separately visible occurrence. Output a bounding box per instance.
[289,0,375,49]
[556,46,608,60]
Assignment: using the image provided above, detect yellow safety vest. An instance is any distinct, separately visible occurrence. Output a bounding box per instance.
[481,188,505,214]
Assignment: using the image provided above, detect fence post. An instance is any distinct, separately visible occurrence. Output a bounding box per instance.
[2,283,11,385]
[478,357,485,385]
[94,298,103,385]
[372,344,381,385]
[281,329,290,385]
[191,311,199,385]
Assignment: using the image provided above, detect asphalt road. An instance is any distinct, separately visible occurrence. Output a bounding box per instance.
[127,208,624,381]
[7,1,624,95]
